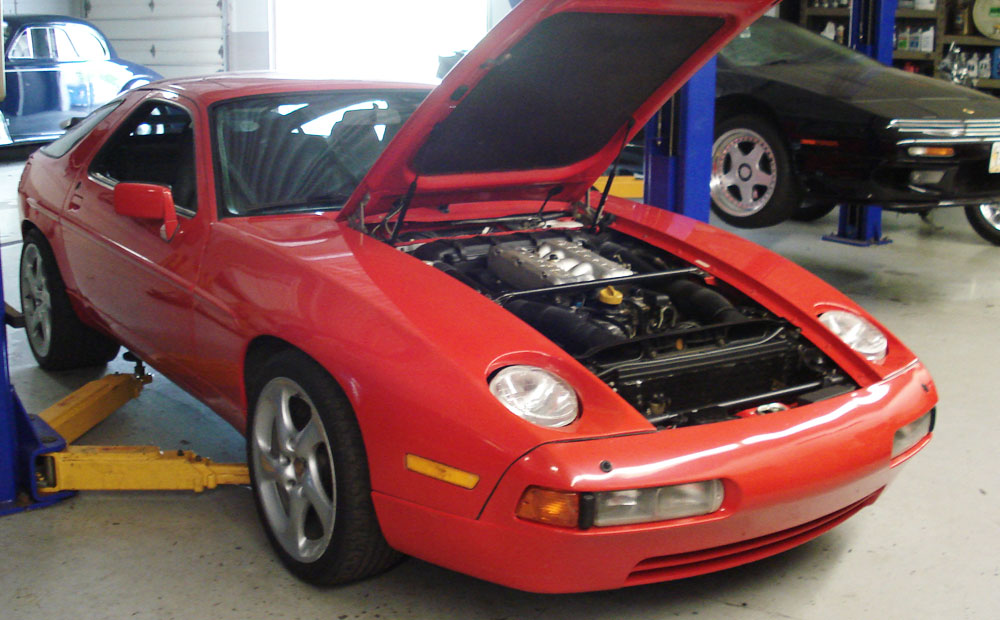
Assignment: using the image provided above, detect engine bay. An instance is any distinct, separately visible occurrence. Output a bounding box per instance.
[400,225,856,428]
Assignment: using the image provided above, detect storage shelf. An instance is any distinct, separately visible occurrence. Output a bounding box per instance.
[894,50,936,60]
[896,9,939,19]
[942,34,1000,47]
[803,7,850,17]
[973,78,1000,89]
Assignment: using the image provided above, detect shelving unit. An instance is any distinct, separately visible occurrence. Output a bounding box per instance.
[798,1,946,77]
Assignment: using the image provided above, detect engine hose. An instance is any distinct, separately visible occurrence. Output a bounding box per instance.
[505,300,627,355]
[596,240,659,273]
[665,279,744,324]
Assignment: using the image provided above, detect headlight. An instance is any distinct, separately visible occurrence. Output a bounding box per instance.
[489,365,579,428]
[818,310,887,362]
[592,480,725,526]
[892,410,934,459]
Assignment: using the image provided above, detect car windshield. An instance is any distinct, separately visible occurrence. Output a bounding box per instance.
[213,89,428,217]
[720,16,876,68]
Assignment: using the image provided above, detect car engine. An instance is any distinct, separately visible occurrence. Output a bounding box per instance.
[404,228,855,428]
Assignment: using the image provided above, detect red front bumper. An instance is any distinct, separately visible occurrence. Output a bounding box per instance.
[373,362,935,593]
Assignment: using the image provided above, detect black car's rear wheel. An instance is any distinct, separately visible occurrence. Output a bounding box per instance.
[19,229,119,370]
[964,203,1000,245]
[246,349,400,584]
[710,114,800,228]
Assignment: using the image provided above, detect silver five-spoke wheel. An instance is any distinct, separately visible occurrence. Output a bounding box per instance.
[251,376,336,563]
[246,349,399,584]
[20,243,53,358]
[709,114,800,229]
[711,127,776,218]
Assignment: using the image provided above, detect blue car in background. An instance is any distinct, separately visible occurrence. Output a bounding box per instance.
[1,15,161,145]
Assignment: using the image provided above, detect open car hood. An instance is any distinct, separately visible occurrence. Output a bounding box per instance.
[338,0,776,222]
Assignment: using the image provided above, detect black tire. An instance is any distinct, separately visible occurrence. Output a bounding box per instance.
[710,114,801,228]
[964,204,1000,245]
[792,202,838,222]
[246,349,401,585]
[19,229,120,370]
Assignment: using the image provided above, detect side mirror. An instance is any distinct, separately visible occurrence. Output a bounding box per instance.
[113,182,179,241]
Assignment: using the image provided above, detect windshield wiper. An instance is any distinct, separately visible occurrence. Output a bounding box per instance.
[244,193,351,215]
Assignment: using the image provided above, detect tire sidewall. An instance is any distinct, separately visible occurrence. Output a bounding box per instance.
[964,204,1000,245]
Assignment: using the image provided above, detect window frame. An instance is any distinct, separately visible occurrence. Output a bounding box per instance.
[88,97,200,219]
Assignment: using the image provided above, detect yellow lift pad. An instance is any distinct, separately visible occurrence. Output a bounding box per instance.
[34,366,249,494]
[39,446,250,493]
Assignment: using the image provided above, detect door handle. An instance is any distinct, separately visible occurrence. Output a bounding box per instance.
[67,193,84,210]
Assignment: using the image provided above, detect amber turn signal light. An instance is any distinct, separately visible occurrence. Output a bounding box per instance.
[907,146,955,157]
[516,487,579,528]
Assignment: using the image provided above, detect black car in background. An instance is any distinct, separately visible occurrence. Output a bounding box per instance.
[713,16,1000,244]
[1,15,161,145]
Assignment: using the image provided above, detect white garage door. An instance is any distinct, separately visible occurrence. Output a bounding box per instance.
[85,0,226,78]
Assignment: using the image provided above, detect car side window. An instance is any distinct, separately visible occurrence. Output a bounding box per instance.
[52,27,79,61]
[90,100,198,214]
[64,24,109,60]
[8,27,54,60]
[8,29,33,59]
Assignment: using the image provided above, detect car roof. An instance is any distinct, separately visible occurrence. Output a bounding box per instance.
[3,14,101,29]
[148,73,434,107]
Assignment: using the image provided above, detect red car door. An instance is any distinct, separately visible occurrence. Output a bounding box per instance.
[59,92,207,386]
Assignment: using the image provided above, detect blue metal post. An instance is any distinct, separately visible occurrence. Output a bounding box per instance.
[0,256,71,516]
[826,0,897,246]
[643,59,716,222]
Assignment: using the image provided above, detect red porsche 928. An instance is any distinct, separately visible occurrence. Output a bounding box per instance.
[17,0,935,593]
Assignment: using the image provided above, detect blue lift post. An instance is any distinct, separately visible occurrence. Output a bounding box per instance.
[0,292,73,517]
[823,0,898,246]
[644,58,716,221]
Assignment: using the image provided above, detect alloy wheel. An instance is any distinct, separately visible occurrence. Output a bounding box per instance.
[711,127,778,218]
[20,243,53,358]
[251,377,336,563]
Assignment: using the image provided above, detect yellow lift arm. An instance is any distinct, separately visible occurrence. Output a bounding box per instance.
[34,362,249,494]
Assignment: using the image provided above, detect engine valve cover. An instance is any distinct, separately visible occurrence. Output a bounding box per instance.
[488,239,633,289]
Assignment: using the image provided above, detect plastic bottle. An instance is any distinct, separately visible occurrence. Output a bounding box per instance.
[920,26,934,53]
[980,53,992,79]
[968,53,980,79]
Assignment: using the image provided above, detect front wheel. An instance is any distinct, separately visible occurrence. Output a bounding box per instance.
[964,203,1000,245]
[247,349,400,584]
[710,114,801,228]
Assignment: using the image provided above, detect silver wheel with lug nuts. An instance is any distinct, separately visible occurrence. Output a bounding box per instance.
[246,349,400,584]
[251,376,336,563]
[709,113,801,228]
[711,127,777,218]
[20,243,53,358]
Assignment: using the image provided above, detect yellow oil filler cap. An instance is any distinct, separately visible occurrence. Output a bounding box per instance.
[598,286,624,306]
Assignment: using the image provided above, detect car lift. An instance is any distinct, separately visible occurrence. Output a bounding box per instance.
[1,300,249,517]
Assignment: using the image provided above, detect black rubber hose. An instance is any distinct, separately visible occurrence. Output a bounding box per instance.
[665,279,744,324]
[506,300,626,355]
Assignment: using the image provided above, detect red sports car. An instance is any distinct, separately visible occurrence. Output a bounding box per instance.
[17,0,935,593]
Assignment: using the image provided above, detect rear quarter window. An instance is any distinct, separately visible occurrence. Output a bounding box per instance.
[40,100,124,158]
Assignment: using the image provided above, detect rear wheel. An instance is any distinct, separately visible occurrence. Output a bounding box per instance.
[964,203,1000,245]
[246,349,400,584]
[19,229,119,370]
[710,114,800,228]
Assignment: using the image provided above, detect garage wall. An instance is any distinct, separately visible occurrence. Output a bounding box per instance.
[2,0,82,16]
[85,0,226,78]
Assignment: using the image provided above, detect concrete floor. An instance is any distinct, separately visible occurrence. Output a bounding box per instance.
[0,157,996,619]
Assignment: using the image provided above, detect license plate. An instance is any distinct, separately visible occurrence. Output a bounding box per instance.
[991,142,1000,173]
